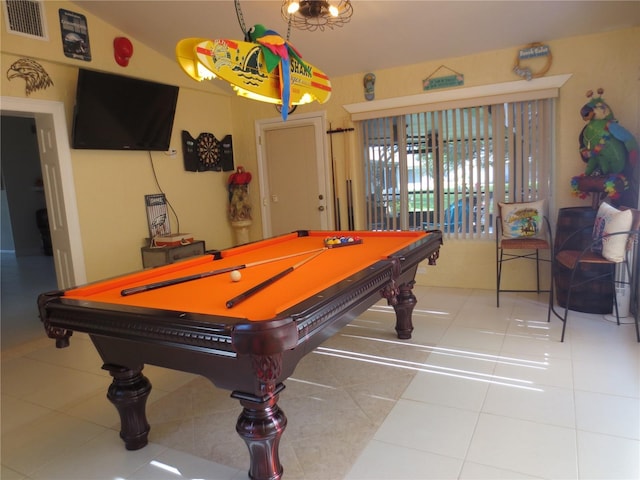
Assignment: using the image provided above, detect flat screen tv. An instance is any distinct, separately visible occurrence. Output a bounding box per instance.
[71,69,179,151]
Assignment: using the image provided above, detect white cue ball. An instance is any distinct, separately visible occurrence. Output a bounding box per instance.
[230,270,242,282]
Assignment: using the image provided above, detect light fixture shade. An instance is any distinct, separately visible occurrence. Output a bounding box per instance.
[282,0,353,31]
[176,38,331,106]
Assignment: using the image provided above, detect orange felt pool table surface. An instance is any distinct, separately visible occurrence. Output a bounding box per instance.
[64,230,430,320]
[39,229,442,480]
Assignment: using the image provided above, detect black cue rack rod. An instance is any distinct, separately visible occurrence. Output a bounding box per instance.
[327,126,355,231]
[326,127,355,134]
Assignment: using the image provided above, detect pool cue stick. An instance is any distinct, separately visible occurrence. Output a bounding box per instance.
[347,179,354,230]
[341,127,355,230]
[327,126,355,230]
[226,248,326,309]
[328,123,341,230]
[120,247,325,296]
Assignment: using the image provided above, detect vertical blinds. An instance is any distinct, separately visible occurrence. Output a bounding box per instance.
[361,98,553,237]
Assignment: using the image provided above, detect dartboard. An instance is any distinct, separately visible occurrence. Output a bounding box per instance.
[197,133,220,168]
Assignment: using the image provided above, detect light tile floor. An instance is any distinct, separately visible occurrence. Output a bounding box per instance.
[2,253,639,479]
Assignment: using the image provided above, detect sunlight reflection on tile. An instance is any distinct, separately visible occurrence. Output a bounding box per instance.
[313,345,544,392]
[4,279,639,480]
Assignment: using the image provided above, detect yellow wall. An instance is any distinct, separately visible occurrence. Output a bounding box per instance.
[2,0,638,289]
[231,26,640,289]
[1,1,236,281]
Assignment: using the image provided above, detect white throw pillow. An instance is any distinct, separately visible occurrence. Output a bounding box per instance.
[592,202,632,262]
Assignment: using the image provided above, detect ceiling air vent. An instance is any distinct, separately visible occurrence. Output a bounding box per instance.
[4,0,48,40]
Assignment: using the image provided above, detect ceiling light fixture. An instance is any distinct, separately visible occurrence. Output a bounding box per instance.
[281,0,353,32]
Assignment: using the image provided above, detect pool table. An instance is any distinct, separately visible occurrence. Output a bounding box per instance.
[39,229,441,480]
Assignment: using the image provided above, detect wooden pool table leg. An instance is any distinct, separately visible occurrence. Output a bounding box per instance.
[232,384,287,480]
[393,281,417,339]
[103,364,152,451]
[382,280,417,339]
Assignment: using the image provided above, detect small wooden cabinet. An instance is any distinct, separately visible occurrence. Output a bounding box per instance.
[141,241,205,268]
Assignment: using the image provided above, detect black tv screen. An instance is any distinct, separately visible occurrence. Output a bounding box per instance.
[71,69,179,151]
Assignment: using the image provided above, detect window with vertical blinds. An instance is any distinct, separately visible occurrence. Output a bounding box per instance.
[360,98,553,238]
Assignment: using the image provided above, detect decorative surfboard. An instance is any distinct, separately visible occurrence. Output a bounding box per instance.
[177,38,331,106]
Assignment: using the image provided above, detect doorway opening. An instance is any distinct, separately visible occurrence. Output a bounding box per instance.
[1,96,86,349]
[1,96,86,288]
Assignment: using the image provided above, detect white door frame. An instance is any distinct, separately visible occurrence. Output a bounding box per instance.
[255,111,333,238]
[1,96,87,287]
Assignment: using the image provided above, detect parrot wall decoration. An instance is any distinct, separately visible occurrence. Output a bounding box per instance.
[246,24,309,121]
[578,88,639,207]
[579,89,638,175]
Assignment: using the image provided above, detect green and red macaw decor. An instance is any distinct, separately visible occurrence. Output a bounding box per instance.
[571,88,638,207]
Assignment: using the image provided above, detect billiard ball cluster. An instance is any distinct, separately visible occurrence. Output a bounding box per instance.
[323,235,362,248]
